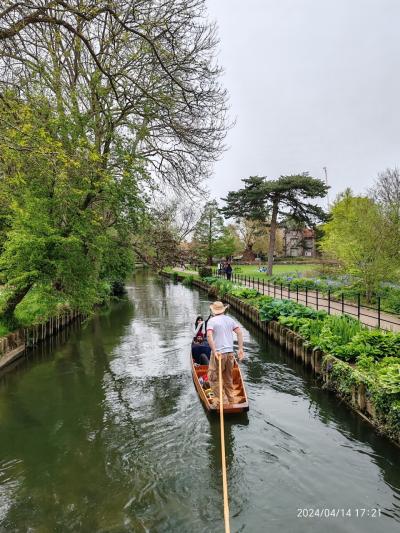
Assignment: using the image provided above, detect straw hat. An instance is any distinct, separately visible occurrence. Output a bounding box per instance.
[210,301,229,315]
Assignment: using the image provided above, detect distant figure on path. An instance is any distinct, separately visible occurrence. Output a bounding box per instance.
[206,301,244,405]
[225,262,232,281]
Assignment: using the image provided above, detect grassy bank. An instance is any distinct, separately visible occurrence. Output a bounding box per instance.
[0,280,124,338]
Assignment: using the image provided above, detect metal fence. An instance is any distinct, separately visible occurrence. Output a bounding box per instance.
[212,269,400,332]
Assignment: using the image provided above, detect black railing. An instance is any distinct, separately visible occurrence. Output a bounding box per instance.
[211,269,400,331]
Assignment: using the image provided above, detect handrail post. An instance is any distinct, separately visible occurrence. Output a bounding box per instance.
[316,289,319,310]
[288,282,290,300]
[378,297,381,329]
[306,287,308,306]
[328,289,331,314]
[262,279,265,293]
[358,293,361,321]
[296,285,299,302]
[341,292,344,313]
[274,282,276,298]
[280,283,283,299]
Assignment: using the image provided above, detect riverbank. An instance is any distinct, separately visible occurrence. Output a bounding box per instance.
[0,310,84,371]
[164,272,400,446]
[0,281,129,371]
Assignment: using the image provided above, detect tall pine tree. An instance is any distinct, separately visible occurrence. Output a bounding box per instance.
[221,174,328,274]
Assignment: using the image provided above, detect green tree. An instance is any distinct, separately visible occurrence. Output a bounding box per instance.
[0,94,144,325]
[222,174,328,274]
[213,226,239,260]
[0,1,228,325]
[320,191,397,301]
[193,200,227,264]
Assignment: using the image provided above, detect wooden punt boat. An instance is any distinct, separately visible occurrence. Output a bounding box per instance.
[191,352,249,414]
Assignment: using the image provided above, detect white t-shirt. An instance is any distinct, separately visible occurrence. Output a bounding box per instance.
[207,315,239,354]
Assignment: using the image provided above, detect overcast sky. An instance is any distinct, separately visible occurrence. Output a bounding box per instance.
[205,0,400,205]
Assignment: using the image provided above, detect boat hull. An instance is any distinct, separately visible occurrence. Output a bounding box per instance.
[191,355,249,414]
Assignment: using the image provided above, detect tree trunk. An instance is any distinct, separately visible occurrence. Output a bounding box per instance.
[3,284,33,327]
[267,201,279,276]
[207,213,213,265]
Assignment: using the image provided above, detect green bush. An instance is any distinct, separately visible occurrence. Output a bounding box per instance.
[14,284,70,327]
[182,275,195,286]
[0,321,10,337]
[259,298,326,322]
[332,329,400,362]
[199,266,213,278]
[230,287,259,299]
[381,289,400,314]
[305,315,365,356]
[212,279,235,297]
[203,276,219,285]
[278,315,313,332]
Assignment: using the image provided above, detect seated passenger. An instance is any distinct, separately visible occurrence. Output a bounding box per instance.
[191,335,211,365]
[194,315,205,339]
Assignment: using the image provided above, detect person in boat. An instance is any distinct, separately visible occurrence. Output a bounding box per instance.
[206,301,244,405]
[194,315,206,339]
[191,334,211,365]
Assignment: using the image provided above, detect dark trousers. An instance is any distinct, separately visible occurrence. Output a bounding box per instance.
[193,352,210,365]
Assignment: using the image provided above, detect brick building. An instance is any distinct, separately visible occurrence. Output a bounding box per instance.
[283,228,316,257]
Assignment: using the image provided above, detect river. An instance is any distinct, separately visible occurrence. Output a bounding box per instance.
[0,272,399,532]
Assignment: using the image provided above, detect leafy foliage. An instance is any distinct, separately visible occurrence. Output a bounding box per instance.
[0,0,228,328]
[182,275,195,286]
[259,298,326,322]
[199,266,213,278]
[230,287,259,299]
[332,330,400,362]
[320,191,399,301]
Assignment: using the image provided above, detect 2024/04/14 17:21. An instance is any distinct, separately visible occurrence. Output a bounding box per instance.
[296,508,382,519]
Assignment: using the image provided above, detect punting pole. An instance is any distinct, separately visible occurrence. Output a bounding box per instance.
[218,352,231,533]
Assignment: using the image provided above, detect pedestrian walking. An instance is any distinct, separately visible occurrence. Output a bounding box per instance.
[225,262,232,281]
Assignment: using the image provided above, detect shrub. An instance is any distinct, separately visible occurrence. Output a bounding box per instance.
[0,321,10,337]
[259,298,326,322]
[182,275,195,286]
[381,289,400,314]
[332,329,400,362]
[212,279,235,297]
[278,316,312,332]
[230,287,259,299]
[203,276,219,285]
[14,284,70,327]
[199,266,213,278]
[308,315,365,356]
